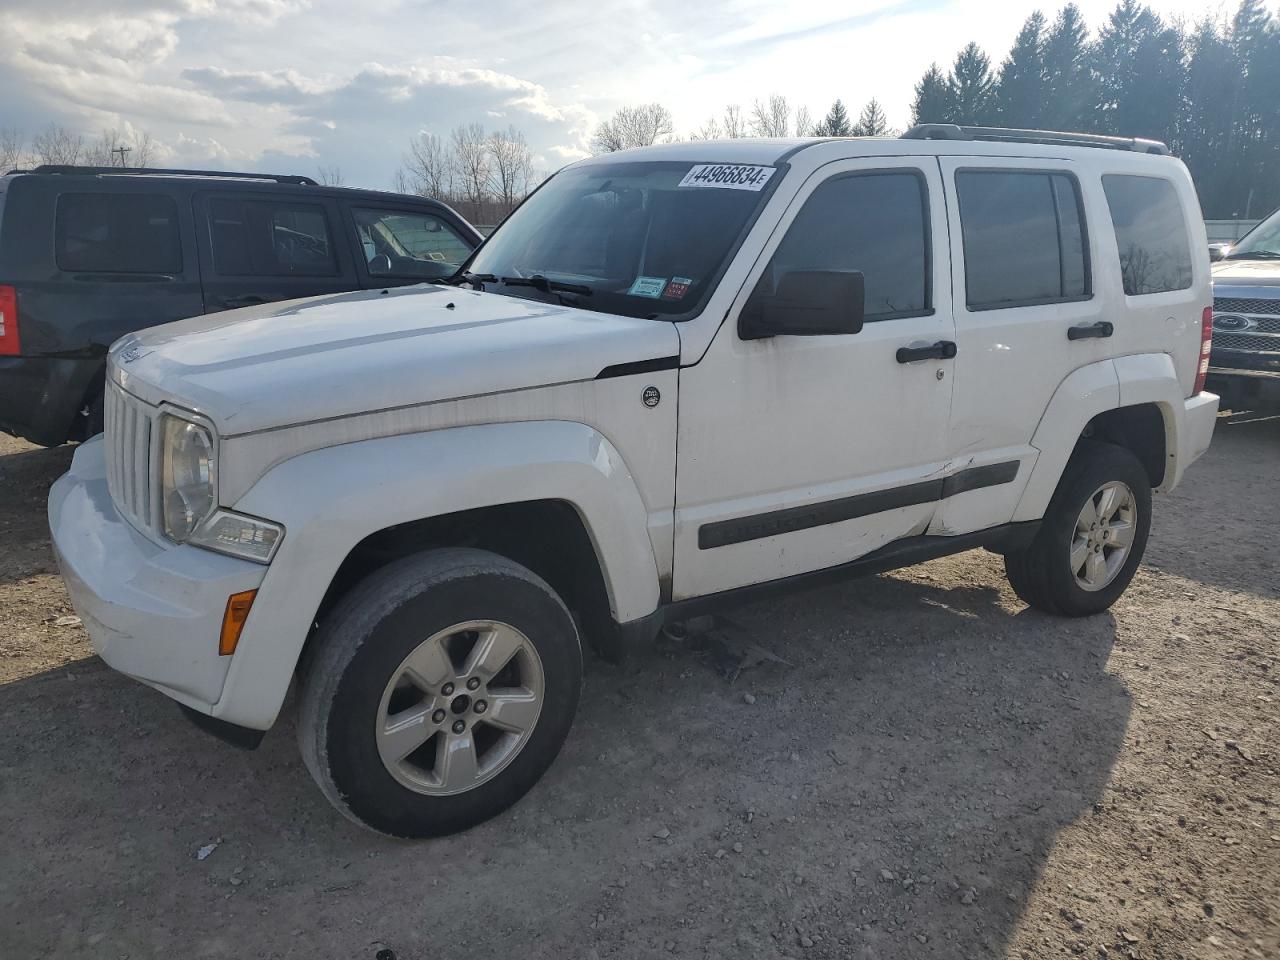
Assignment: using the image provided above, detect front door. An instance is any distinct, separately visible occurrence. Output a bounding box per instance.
[193,191,358,313]
[673,157,957,600]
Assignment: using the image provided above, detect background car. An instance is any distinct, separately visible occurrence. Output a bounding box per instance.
[0,165,481,447]
[1208,204,1280,411]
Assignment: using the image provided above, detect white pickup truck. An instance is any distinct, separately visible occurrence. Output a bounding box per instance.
[50,125,1219,837]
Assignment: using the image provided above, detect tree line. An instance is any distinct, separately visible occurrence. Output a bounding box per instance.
[393,124,537,225]
[911,0,1280,218]
[1,125,158,172]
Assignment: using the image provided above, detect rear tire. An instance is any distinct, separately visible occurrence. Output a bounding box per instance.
[297,547,582,838]
[1004,441,1151,617]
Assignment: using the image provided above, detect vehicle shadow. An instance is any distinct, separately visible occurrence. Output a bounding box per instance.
[1145,412,1280,601]
[0,557,1128,960]
[0,439,74,586]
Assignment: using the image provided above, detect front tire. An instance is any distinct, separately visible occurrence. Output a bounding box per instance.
[1004,442,1152,617]
[298,548,582,838]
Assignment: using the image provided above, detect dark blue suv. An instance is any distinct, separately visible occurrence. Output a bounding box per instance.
[0,166,480,446]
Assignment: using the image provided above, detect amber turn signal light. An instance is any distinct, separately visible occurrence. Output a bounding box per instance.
[219,589,258,656]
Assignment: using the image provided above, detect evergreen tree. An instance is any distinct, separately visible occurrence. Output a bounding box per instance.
[1042,4,1095,130]
[1094,1,1185,145]
[1227,0,1280,216]
[997,11,1048,127]
[1181,18,1237,216]
[814,99,853,137]
[852,98,891,136]
[911,63,956,125]
[948,43,997,124]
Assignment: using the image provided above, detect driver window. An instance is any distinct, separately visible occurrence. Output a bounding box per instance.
[756,171,931,322]
[208,196,338,277]
[352,208,475,279]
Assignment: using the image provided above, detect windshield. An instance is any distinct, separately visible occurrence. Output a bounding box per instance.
[1228,206,1280,259]
[464,160,780,317]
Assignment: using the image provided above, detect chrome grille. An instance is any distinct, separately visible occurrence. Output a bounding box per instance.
[104,381,155,535]
[1214,296,1280,317]
[1211,333,1280,352]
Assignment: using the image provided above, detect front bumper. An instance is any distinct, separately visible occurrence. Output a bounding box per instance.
[49,437,267,721]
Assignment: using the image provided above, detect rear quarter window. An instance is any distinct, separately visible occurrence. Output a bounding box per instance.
[1101,174,1193,296]
[55,193,183,274]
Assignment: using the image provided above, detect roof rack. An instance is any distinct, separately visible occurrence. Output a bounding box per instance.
[25,165,319,185]
[902,124,1169,155]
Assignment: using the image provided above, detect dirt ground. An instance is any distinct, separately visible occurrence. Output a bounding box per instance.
[0,415,1276,960]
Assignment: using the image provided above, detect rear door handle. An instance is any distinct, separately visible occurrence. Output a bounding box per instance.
[1067,321,1114,340]
[896,340,957,363]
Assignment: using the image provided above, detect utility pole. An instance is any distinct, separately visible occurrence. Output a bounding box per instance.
[111,145,131,167]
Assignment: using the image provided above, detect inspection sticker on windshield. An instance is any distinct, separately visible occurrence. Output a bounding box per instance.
[628,276,668,298]
[678,164,775,191]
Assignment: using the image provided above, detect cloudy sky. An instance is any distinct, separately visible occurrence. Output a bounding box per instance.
[0,0,1227,189]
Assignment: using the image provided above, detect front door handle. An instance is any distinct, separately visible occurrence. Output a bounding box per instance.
[1067,321,1114,340]
[896,340,957,363]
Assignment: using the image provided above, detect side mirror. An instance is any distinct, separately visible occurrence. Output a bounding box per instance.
[1208,243,1231,262]
[739,270,865,340]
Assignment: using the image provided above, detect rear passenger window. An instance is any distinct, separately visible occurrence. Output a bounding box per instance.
[956,171,1089,310]
[55,193,183,274]
[1101,175,1193,296]
[758,171,930,321]
[207,197,338,277]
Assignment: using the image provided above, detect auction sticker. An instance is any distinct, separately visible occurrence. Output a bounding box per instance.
[663,276,693,300]
[678,164,775,191]
[628,276,668,298]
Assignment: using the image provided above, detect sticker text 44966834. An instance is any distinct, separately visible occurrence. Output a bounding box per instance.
[678,164,776,191]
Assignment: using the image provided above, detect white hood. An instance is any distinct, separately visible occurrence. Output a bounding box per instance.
[109,283,680,436]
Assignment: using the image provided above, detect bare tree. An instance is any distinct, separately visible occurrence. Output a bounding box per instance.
[84,128,157,168]
[691,117,724,141]
[452,123,493,219]
[750,95,791,137]
[32,124,84,165]
[401,132,454,199]
[487,125,533,212]
[722,104,747,139]
[591,104,674,153]
[794,105,814,137]
[0,128,25,172]
[316,165,344,186]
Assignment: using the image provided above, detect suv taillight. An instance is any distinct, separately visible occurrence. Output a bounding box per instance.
[1194,305,1212,395]
[0,285,18,356]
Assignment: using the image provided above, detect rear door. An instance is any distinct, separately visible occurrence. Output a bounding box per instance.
[933,155,1111,534]
[341,202,480,288]
[40,184,204,352]
[193,191,358,312]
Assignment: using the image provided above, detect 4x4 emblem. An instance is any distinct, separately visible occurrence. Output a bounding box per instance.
[642,386,661,408]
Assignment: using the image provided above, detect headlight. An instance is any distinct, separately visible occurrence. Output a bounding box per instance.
[161,413,216,541]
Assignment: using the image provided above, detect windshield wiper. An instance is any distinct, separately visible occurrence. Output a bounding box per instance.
[498,275,593,296]
[442,270,498,287]
[1224,250,1280,260]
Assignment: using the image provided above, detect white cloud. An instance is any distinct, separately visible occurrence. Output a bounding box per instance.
[0,0,1239,188]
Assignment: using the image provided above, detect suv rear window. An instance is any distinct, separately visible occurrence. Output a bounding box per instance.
[208,196,338,277]
[1101,175,1193,296]
[956,170,1089,310]
[55,193,183,274]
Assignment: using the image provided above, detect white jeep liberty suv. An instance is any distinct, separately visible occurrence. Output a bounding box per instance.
[50,125,1220,837]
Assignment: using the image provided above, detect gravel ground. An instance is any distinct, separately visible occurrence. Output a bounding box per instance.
[0,415,1276,960]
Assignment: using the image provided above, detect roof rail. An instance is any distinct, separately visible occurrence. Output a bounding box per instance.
[25,165,319,185]
[902,124,1170,155]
